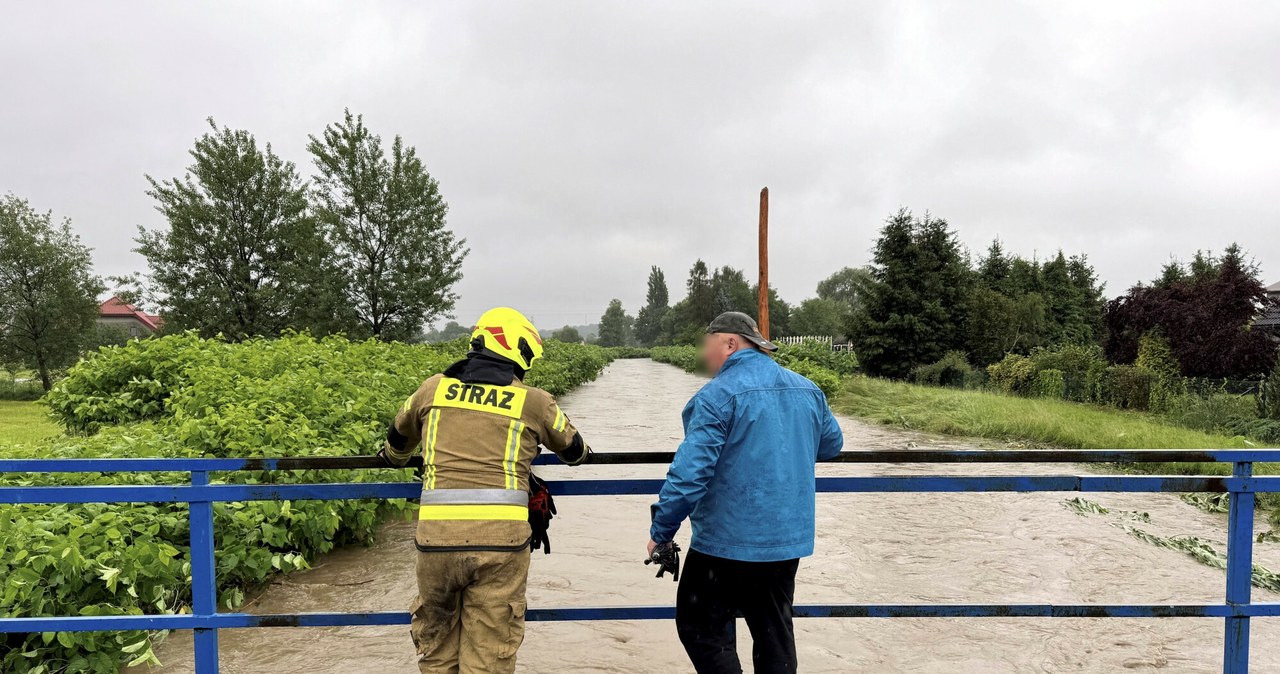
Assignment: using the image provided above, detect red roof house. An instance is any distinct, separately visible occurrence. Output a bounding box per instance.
[97,297,163,336]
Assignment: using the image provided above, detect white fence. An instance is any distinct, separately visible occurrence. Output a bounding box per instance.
[775,335,855,351]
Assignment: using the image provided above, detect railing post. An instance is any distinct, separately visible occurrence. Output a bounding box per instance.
[1224,461,1254,674]
[190,470,220,674]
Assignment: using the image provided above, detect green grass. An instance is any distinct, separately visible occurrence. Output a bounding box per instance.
[0,400,60,448]
[836,375,1252,451]
[832,375,1280,487]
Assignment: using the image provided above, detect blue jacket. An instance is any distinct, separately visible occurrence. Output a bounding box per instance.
[650,348,844,562]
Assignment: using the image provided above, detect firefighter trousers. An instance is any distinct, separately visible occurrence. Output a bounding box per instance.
[410,548,531,674]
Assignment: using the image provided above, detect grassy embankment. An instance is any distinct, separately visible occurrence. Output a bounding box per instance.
[833,376,1280,511]
[0,400,58,447]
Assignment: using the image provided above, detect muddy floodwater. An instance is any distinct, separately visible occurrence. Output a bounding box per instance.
[137,359,1280,672]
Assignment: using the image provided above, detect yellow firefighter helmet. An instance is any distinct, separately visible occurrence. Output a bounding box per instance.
[470,307,544,370]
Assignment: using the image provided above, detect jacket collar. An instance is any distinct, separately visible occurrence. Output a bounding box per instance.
[444,353,522,385]
[717,347,766,375]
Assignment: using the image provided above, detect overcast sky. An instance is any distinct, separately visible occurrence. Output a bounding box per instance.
[2,2,1278,329]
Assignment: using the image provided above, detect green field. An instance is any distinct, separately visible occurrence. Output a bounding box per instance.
[0,400,59,448]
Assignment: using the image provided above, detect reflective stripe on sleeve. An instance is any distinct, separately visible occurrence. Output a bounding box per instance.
[424,409,441,489]
[503,420,524,489]
[552,408,567,432]
[418,504,529,521]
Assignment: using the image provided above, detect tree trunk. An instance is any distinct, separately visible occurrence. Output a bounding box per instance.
[37,357,52,391]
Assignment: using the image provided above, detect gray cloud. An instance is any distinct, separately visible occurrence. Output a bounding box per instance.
[2,1,1278,329]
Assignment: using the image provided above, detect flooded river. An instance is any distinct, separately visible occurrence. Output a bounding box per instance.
[140,359,1280,672]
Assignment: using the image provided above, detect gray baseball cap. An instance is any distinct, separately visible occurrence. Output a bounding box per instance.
[706,311,779,352]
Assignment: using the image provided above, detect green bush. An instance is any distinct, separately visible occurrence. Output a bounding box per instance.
[776,340,859,376]
[649,343,849,398]
[911,351,972,388]
[1136,333,1186,413]
[3,333,612,672]
[1034,369,1066,399]
[987,354,1037,395]
[1260,361,1280,421]
[1027,344,1108,403]
[1105,365,1155,410]
[603,346,651,360]
[649,345,701,373]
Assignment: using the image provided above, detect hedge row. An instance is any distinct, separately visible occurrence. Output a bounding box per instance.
[649,340,858,398]
[2,334,612,673]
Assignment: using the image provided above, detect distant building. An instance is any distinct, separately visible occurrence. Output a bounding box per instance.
[1259,281,1280,336]
[97,297,163,337]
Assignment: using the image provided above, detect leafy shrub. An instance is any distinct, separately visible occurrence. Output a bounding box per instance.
[1136,333,1186,413]
[1034,369,1066,399]
[777,358,842,397]
[1028,344,1108,403]
[650,345,700,373]
[649,343,848,397]
[911,351,972,388]
[1260,361,1280,421]
[987,354,1037,395]
[3,333,612,671]
[1105,365,1155,410]
[603,346,651,360]
[776,340,859,376]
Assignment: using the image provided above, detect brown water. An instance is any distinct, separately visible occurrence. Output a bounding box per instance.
[136,359,1280,673]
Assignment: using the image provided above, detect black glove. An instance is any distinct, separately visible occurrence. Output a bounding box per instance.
[529,473,557,554]
[376,447,398,468]
[646,541,681,582]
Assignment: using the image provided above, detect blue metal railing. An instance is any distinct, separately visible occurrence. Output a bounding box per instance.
[3,449,1280,673]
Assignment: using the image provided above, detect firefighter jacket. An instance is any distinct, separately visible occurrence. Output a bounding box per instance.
[383,355,589,551]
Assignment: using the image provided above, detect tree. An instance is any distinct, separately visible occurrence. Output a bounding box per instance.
[791,297,846,338]
[684,260,715,327]
[817,266,873,312]
[308,110,467,341]
[814,266,871,338]
[750,283,792,337]
[0,195,103,389]
[966,244,1104,359]
[597,299,633,347]
[977,240,1012,292]
[139,120,332,339]
[851,209,971,378]
[711,266,754,315]
[422,320,470,343]
[633,266,670,346]
[551,325,583,342]
[662,260,716,345]
[964,288,1046,366]
[1104,244,1277,377]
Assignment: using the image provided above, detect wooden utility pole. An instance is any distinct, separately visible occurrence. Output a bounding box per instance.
[757,187,770,339]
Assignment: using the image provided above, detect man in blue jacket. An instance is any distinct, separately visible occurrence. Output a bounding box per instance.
[648,311,845,674]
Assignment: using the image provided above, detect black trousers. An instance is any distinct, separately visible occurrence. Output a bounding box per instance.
[675,549,800,674]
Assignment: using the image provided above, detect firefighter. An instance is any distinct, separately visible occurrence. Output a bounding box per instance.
[377,307,591,674]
